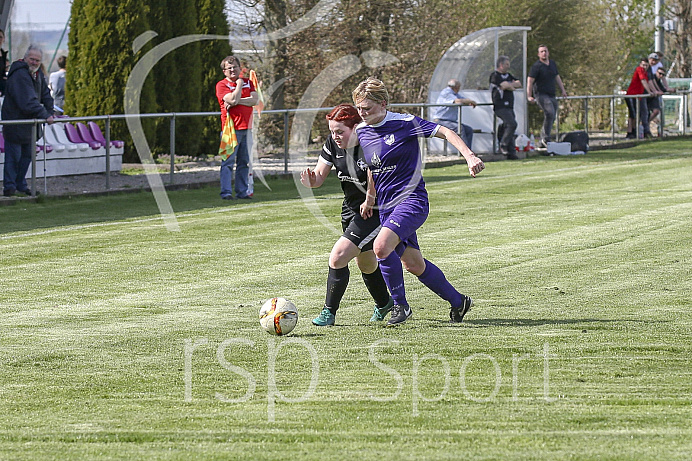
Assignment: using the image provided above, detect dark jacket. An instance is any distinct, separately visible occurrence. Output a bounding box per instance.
[1,59,53,144]
[0,48,8,95]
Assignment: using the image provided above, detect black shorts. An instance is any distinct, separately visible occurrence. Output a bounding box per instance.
[341,210,381,252]
[647,96,660,111]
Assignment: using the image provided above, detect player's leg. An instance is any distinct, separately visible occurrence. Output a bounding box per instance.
[401,247,473,324]
[373,227,412,326]
[356,250,393,321]
[313,236,361,326]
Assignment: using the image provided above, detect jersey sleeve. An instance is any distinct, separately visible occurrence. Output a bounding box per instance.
[414,115,441,138]
[319,137,336,166]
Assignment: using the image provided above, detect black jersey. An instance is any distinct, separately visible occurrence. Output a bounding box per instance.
[319,136,370,217]
[489,70,518,111]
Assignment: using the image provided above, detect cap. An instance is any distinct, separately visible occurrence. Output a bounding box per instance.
[648,53,659,60]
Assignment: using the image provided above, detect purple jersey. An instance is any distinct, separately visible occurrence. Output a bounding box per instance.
[356,112,440,213]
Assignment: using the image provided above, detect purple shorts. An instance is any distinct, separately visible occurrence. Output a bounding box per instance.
[379,196,429,252]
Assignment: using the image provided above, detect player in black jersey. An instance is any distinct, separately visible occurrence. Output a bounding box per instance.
[300,104,393,326]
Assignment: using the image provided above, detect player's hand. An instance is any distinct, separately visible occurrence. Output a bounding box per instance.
[300,168,316,187]
[360,200,373,219]
[527,96,536,103]
[360,193,376,218]
[467,155,485,178]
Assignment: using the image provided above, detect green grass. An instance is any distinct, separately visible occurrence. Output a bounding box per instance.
[1,140,692,460]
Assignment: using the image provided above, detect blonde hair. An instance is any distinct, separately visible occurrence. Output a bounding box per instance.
[352,77,389,106]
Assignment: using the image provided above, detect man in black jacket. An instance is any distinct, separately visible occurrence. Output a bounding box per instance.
[2,45,54,197]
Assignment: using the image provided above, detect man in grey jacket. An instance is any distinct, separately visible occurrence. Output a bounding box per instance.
[2,45,54,197]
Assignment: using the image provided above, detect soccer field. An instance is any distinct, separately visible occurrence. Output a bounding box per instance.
[1,141,691,460]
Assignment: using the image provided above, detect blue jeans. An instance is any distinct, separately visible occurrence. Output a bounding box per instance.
[3,141,33,193]
[535,93,558,141]
[436,119,474,148]
[220,129,251,198]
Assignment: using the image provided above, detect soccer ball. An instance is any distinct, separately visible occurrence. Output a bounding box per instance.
[259,297,298,336]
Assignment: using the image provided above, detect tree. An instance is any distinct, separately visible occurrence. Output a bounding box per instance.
[666,0,692,77]
[65,0,156,162]
[196,0,233,156]
[148,0,203,156]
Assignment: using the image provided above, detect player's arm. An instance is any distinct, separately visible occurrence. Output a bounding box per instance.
[300,160,331,188]
[435,126,485,177]
[360,169,376,219]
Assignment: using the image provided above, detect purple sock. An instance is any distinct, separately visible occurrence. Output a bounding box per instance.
[417,259,462,307]
[378,251,408,307]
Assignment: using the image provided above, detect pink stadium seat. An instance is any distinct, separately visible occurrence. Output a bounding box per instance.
[87,121,124,148]
[76,122,102,147]
[65,122,101,150]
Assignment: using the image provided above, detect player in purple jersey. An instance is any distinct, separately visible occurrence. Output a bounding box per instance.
[352,77,485,327]
[300,104,393,326]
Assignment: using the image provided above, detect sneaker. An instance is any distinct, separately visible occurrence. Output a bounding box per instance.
[386,304,412,327]
[507,152,520,160]
[18,189,39,196]
[312,307,335,326]
[625,132,636,140]
[221,195,235,200]
[450,295,473,323]
[3,189,16,197]
[370,297,394,322]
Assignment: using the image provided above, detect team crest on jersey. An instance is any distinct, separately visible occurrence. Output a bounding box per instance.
[371,151,382,167]
[357,158,368,171]
[384,134,395,145]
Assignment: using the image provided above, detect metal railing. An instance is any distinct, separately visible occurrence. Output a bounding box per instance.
[1,90,689,197]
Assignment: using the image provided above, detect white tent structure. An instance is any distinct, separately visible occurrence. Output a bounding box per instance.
[428,26,531,155]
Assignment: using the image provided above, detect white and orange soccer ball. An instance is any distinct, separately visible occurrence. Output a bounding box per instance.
[259,297,298,336]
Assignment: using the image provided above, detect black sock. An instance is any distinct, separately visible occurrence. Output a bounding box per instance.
[325,266,349,314]
[362,267,391,308]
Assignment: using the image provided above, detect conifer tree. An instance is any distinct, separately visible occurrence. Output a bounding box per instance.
[148,0,204,156]
[196,0,232,156]
[65,0,156,162]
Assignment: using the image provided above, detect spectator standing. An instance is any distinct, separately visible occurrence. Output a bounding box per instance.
[215,55,258,200]
[433,79,477,148]
[2,45,54,197]
[49,55,67,114]
[526,45,567,147]
[489,55,522,159]
[0,29,8,98]
[625,58,656,139]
